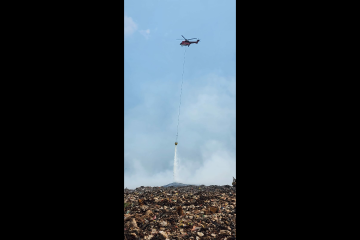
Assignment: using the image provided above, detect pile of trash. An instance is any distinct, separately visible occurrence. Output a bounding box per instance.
[124,184,236,240]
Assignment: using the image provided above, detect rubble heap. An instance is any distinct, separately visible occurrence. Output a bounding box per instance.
[124,185,236,240]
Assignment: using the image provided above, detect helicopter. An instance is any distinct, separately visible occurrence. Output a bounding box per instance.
[177,35,200,47]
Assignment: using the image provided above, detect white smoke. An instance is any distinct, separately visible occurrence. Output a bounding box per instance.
[173,145,179,182]
[124,73,236,189]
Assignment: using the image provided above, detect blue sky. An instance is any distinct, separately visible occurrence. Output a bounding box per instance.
[125,0,236,189]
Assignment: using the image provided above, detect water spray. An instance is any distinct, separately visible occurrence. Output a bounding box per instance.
[173,142,178,182]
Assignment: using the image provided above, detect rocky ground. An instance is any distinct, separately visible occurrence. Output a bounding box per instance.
[124,184,236,240]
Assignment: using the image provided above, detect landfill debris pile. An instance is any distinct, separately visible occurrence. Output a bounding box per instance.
[124,184,236,240]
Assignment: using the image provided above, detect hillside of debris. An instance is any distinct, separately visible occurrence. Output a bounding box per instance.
[124,185,236,240]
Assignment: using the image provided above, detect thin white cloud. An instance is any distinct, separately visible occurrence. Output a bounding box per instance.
[124,15,137,36]
[164,30,172,37]
[124,73,236,189]
[139,29,151,39]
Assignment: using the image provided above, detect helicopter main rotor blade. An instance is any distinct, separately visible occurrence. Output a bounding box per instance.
[187,38,197,40]
[181,35,187,40]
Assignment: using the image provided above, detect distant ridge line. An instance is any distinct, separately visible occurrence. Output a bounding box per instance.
[162,182,199,187]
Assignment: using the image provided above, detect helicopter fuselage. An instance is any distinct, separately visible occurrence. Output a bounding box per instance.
[180,40,199,47]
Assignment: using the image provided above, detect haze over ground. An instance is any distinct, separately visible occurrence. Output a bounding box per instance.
[125,0,236,189]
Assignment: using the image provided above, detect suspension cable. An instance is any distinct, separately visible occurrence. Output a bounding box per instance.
[176,48,186,143]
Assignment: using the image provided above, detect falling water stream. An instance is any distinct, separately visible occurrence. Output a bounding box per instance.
[173,145,178,182]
